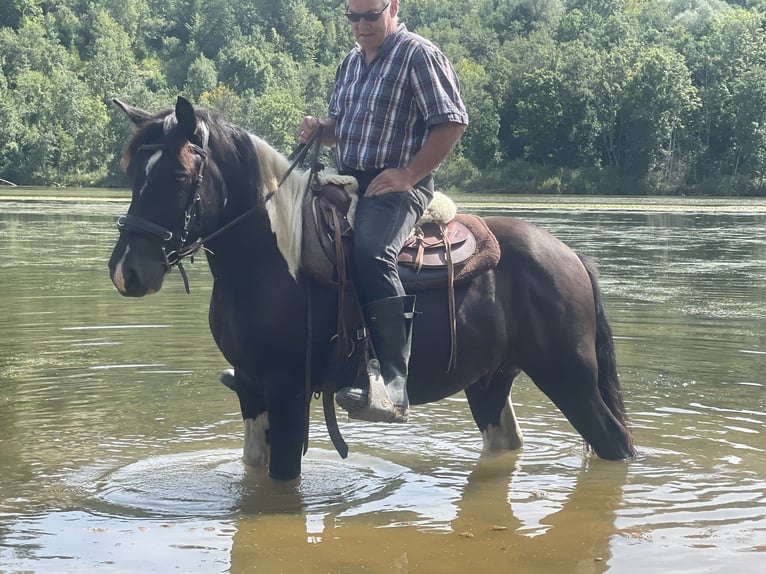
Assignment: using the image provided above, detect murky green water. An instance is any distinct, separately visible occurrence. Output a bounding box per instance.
[1,192,765,573]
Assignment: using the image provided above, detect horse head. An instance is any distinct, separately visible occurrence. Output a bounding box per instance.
[109,96,222,296]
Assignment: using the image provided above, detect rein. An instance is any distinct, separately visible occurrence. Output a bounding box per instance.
[116,128,323,294]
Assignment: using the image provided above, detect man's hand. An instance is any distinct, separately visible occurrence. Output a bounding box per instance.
[366,122,466,196]
[297,116,337,146]
[365,168,416,197]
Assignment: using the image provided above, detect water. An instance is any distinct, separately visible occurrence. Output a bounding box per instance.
[1,192,765,573]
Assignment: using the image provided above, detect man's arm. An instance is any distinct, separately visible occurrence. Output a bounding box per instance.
[365,122,466,197]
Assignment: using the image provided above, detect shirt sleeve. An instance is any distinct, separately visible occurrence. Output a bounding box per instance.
[409,46,469,128]
[328,63,343,120]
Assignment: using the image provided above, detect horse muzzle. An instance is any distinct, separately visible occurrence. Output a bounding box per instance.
[109,240,166,297]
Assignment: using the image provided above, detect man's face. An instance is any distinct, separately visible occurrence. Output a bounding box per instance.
[346,0,397,56]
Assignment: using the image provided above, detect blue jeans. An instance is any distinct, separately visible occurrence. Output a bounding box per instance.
[343,170,433,304]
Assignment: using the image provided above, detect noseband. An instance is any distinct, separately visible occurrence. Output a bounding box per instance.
[116,142,208,293]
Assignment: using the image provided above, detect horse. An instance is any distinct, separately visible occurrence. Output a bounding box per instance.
[108,96,636,480]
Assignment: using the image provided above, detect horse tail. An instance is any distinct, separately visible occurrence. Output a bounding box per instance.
[578,254,634,446]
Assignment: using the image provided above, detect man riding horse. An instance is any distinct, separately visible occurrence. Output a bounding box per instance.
[298,0,468,423]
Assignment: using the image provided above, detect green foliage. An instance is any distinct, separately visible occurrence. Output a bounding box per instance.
[0,0,764,195]
[454,58,500,169]
[0,16,110,184]
[185,53,218,100]
[0,0,42,30]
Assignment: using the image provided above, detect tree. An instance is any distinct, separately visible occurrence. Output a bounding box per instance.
[84,8,140,98]
[185,53,218,100]
[0,0,764,193]
[199,83,243,122]
[688,7,766,192]
[617,45,699,184]
[455,58,501,169]
[239,88,306,153]
[0,0,41,31]
[216,33,273,96]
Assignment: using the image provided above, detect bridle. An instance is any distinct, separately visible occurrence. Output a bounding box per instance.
[116,141,208,293]
[115,127,323,294]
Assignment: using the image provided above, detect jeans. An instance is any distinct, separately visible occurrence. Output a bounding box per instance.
[341,169,433,304]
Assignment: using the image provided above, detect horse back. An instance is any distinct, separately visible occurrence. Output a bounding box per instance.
[483,215,591,288]
[482,214,599,354]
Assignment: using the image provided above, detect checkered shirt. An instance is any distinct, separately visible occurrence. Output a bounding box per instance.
[328,24,468,172]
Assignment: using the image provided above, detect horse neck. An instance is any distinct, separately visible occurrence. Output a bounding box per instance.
[208,134,310,282]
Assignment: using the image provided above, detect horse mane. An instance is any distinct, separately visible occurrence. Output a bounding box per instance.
[248,134,310,279]
[122,106,310,280]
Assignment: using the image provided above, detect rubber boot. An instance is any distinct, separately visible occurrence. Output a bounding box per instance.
[336,295,416,423]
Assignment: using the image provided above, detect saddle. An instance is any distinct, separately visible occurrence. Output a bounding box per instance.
[302,176,501,292]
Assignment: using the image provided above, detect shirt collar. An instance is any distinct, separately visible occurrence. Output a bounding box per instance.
[355,23,407,62]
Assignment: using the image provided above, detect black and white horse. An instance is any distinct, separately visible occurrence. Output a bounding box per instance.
[109,97,635,480]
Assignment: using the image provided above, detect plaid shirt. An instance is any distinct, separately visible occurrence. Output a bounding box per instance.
[328,24,468,172]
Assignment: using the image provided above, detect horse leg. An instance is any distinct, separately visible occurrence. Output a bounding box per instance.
[526,357,634,460]
[220,368,270,468]
[465,368,524,452]
[221,366,307,479]
[524,254,635,460]
[264,379,308,481]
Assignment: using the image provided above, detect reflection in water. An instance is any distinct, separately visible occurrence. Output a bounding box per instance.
[1,197,765,572]
[226,454,627,574]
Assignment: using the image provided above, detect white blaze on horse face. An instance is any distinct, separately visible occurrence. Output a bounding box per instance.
[482,395,524,452]
[243,414,270,467]
[138,149,163,196]
[111,150,162,293]
[111,244,131,294]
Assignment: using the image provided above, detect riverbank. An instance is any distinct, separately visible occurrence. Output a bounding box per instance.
[0,187,130,203]
[3,186,766,213]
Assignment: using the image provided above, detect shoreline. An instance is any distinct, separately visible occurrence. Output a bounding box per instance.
[2,189,766,213]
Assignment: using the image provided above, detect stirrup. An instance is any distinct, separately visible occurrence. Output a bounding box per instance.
[336,360,409,423]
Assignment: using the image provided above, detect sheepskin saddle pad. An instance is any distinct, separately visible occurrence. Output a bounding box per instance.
[301,172,501,291]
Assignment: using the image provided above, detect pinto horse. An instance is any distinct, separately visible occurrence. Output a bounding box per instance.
[108,97,635,480]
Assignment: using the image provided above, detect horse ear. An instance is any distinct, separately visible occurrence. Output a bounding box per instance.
[175,96,198,140]
[113,99,152,125]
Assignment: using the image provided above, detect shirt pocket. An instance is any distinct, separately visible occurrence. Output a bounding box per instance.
[363,73,405,116]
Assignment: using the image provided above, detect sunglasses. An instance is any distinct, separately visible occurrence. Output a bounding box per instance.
[345,1,391,23]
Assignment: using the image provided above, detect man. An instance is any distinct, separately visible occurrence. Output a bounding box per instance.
[298,0,468,422]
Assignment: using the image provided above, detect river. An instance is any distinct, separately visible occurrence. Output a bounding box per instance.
[1,190,764,573]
